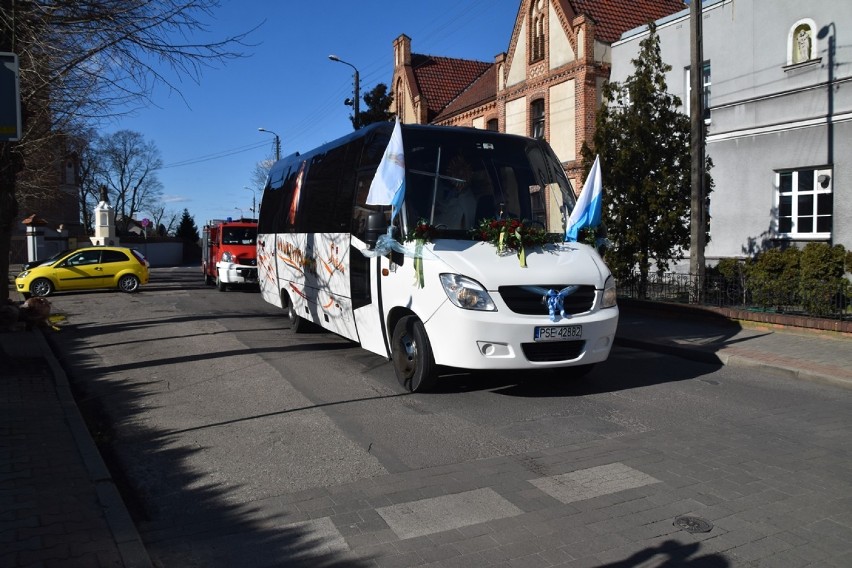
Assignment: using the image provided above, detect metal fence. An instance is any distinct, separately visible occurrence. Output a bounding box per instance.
[618,272,851,321]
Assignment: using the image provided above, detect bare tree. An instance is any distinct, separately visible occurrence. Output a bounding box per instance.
[94,130,163,233]
[0,0,256,300]
[147,204,178,237]
[73,128,100,234]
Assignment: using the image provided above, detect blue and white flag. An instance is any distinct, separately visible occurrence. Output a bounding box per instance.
[565,154,603,242]
[366,118,406,220]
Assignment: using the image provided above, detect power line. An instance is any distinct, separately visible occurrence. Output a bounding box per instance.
[158,140,270,170]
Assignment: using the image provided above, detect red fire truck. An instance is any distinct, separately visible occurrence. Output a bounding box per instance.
[202,218,258,291]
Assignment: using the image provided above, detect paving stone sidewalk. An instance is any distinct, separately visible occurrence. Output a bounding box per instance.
[0,330,152,568]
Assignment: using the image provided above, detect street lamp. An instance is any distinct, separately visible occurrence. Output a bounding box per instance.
[328,54,360,128]
[258,127,280,161]
[244,186,257,216]
[234,207,244,219]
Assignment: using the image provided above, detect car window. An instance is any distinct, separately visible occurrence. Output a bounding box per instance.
[101,250,130,264]
[67,250,101,266]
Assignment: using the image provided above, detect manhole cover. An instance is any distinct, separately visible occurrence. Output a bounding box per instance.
[674,515,713,533]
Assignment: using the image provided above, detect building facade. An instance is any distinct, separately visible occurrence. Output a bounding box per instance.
[391,0,686,193]
[610,0,851,261]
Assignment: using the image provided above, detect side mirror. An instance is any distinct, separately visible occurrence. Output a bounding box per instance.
[365,212,388,248]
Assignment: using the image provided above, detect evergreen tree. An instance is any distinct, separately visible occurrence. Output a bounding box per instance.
[175,209,199,242]
[581,23,711,295]
[355,83,395,129]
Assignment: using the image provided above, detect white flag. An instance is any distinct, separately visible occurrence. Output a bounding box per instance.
[565,155,603,242]
[366,119,406,219]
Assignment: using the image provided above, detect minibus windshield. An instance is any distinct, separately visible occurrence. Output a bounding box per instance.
[402,130,575,237]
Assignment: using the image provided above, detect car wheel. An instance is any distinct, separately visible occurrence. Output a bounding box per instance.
[30,278,54,298]
[118,274,140,293]
[286,291,309,333]
[391,315,438,393]
[216,272,226,292]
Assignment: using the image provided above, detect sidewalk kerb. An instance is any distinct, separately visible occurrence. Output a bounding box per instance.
[614,335,852,391]
[33,329,154,568]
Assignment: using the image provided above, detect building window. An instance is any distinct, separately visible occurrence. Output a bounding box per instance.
[486,118,499,131]
[530,99,545,139]
[685,61,711,122]
[530,0,545,63]
[776,168,832,238]
[788,19,817,65]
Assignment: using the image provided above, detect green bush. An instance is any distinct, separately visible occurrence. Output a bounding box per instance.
[744,247,801,311]
[799,243,849,316]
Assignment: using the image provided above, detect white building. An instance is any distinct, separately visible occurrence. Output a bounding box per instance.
[610,0,851,263]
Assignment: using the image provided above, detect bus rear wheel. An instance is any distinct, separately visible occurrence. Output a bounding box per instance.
[391,316,437,393]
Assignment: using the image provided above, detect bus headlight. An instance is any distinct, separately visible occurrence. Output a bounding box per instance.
[602,276,617,308]
[439,274,496,311]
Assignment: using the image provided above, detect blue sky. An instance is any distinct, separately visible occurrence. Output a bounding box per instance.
[106,0,521,227]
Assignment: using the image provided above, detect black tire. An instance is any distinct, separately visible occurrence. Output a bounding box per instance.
[118,274,140,293]
[286,291,309,333]
[216,272,226,292]
[30,278,54,298]
[391,316,438,393]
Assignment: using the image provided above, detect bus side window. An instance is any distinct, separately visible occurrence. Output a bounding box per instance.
[352,170,385,240]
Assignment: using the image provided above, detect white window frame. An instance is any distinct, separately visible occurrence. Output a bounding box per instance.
[775,168,832,239]
[684,61,711,123]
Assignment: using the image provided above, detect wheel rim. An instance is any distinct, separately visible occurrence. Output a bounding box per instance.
[119,275,138,292]
[32,279,52,297]
[393,329,417,381]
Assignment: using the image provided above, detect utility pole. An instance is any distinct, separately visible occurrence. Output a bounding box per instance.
[689,0,707,302]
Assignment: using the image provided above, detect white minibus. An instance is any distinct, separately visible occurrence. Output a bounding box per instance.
[257,122,618,392]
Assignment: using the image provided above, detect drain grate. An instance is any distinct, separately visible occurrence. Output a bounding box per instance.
[674,515,713,533]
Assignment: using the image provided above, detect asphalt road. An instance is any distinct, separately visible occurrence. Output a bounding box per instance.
[46,266,852,567]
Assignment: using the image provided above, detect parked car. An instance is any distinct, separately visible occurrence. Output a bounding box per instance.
[21,249,74,271]
[15,246,150,298]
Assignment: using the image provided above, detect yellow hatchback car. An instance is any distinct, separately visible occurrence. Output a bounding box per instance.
[16,246,150,298]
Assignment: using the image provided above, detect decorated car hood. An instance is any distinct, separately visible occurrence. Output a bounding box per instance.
[424,240,608,289]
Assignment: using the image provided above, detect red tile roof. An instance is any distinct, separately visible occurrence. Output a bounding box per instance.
[565,0,686,43]
[434,64,498,122]
[411,54,492,121]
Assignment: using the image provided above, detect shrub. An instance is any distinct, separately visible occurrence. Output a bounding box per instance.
[799,243,849,316]
[744,247,801,311]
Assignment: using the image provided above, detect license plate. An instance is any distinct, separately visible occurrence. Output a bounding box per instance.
[534,325,582,341]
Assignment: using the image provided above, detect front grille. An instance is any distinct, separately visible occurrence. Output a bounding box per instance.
[499,285,596,315]
[522,340,585,362]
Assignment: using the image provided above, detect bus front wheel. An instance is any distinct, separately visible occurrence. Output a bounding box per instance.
[391,316,438,393]
[286,291,309,333]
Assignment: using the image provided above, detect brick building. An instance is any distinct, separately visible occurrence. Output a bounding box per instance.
[391,0,685,192]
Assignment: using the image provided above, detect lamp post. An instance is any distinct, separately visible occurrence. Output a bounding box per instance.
[234,207,244,219]
[258,127,280,160]
[328,54,360,128]
[244,186,257,216]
